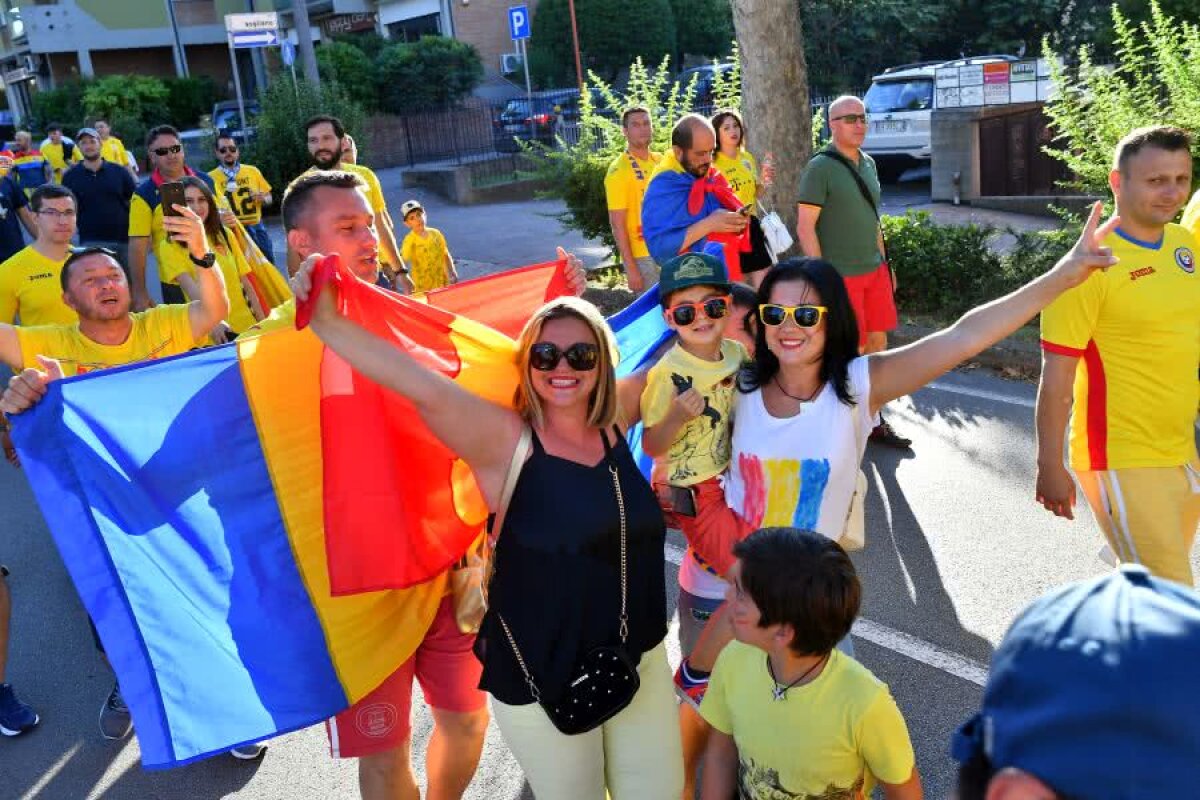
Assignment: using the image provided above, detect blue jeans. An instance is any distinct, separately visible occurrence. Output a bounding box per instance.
[244,221,275,265]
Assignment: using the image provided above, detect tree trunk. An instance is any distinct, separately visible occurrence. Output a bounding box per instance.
[731,0,810,247]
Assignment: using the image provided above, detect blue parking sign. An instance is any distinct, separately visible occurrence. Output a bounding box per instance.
[508,5,531,40]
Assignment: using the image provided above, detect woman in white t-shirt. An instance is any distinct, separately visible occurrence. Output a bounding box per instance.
[676,204,1119,677]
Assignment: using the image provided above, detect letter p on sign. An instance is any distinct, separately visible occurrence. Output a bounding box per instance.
[508,5,531,40]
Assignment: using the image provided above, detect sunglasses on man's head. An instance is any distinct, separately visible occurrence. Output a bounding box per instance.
[152,144,183,157]
[217,146,238,154]
[758,304,828,328]
[666,295,731,327]
[529,341,600,372]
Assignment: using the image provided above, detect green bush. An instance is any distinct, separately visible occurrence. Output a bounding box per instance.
[166,76,221,130]
[882,211,1083,320]
[317,41,380,111]
[375,37,483,112]
[530,55,737,257]
[29,79,92,134]
[247,76,364,197]
[1043,0,1200,194]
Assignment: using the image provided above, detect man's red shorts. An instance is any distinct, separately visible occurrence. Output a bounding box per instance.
[325,596,485,758]
[842,261,898,348]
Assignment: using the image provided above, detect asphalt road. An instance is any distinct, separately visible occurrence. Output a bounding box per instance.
[8,362,1194,800]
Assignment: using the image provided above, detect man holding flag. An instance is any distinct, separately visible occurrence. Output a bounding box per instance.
[641,114,750,278]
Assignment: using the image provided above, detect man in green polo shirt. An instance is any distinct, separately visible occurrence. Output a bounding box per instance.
[796,94,910,448]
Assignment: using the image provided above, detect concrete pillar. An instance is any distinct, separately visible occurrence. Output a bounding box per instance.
[77,48,94,78]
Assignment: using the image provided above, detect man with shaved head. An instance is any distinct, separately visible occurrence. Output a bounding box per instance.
[641,114,749,273]
[797,95,911,448]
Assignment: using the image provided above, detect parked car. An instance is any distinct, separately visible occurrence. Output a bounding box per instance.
[494,89,602,151]
[863,55,1017,181]
[211,100,260,143]
[676,63,735,109]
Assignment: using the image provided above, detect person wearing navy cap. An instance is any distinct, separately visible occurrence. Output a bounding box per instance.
[952,564,1200,799]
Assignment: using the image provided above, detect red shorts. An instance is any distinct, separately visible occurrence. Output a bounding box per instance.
[842,262,898,347]
[670,478,753,577]
[326,596,486,758]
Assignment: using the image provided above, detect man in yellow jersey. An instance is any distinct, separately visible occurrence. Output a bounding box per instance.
[40,124,80,184]
[605,107,661,294]
[1036,126,1200,585]
[1183,187,1200,238]
[0,204,239,747]
[209,133,275,264]
[92,119,134,176]
[0,185,80,327]
[128,124,226,310]
[292,116,412,292]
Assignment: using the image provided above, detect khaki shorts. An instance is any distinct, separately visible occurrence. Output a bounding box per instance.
[1076,461,1200,586]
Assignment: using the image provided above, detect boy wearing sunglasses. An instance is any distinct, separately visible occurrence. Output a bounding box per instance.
[638,251,746,798]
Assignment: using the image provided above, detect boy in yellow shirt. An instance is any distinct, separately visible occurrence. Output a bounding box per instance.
[41,124,80,184]
[700,528,921,800]
[399,200,457,294]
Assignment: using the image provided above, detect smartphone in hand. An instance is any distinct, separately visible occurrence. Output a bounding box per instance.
[160,181,186,217]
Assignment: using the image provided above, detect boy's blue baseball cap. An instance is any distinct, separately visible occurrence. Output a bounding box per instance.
[951,565,1200,797]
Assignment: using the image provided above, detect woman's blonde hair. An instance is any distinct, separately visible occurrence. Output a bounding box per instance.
[514,296,620,430]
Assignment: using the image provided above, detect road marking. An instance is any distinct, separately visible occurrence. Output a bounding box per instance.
[664,543,990,687]
[925,380,1035,409]
[21,743,79,800]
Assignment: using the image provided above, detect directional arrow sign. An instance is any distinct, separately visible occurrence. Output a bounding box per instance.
[232,29,279,49]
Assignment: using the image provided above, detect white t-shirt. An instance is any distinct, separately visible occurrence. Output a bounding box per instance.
[680,358,875,599]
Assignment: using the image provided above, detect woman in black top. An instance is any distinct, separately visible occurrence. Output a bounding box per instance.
[297,270,683,799]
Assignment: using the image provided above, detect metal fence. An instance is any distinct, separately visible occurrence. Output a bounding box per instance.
[360,91,863,183]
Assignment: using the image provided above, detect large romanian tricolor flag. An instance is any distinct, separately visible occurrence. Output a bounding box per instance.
[10,259,572,768]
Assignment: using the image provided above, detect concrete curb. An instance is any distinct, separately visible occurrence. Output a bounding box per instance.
[891,321,1042,376]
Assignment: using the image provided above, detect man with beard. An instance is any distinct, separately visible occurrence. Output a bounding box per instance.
[641,114,749,272]
[291,116,411,292]
[605,106,661,293]
[62,128,136,272]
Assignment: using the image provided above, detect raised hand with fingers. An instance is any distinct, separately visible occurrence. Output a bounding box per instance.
[1049,201,1121,289]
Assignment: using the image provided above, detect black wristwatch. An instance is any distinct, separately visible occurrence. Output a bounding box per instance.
[190,251,216,269]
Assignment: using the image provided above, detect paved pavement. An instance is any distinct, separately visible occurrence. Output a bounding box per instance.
[8,172,1158,800]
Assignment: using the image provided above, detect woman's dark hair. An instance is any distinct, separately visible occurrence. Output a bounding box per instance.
[729,281,758,340]
[178,176,230,251]
[739,257,860,406]
[710,108,745,152]
[733,527,861,655]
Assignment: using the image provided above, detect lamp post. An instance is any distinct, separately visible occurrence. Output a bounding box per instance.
[163,0,189,77]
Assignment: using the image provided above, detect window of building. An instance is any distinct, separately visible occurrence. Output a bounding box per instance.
[386,14,441,43]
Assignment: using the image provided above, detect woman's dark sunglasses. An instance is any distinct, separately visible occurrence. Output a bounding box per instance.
[529,341,600,371]
[666,295,732,327]
[152,144,183,157]
[758,304,828,328]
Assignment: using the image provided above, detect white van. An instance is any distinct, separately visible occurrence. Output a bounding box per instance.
[863,55,1017,181]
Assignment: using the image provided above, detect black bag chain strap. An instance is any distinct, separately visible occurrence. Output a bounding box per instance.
[497,459,630,702]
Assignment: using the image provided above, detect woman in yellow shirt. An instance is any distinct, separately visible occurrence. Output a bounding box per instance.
[712,109,776,287]
[159,177,265,342]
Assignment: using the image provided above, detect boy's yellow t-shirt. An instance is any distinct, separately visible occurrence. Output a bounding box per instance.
[640,338,746,486]
[701,643,916,799]
[401,227,451,294]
